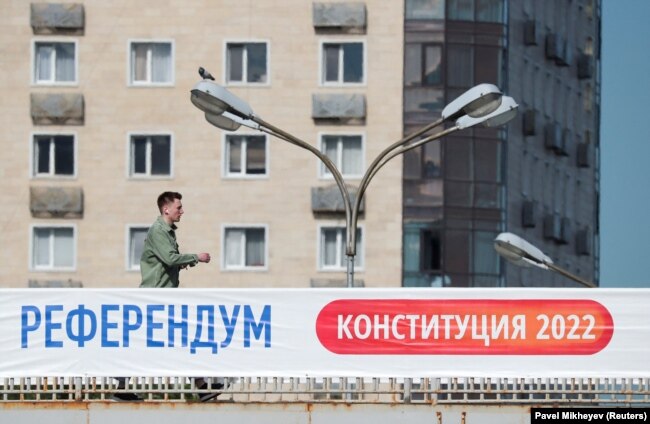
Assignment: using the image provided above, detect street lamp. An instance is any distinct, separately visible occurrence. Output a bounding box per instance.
[494,232,596,288]
[191,70,518,287]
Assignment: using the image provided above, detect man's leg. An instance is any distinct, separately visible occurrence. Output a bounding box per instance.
[194,377,225,402]
[112,377,142,401]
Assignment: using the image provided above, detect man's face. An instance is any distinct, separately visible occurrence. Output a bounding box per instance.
[163,199,184,223]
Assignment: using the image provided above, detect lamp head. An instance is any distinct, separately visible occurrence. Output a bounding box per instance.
[191,88,227,115]
[204,111,261,132]
[493,232,553,269]
[205,112,241,131]
[190,80,255,119]
[441,83,503,121]
[455,96,518,130]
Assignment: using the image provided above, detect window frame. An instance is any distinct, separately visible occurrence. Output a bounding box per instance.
[31,38,79,86]
[405,0,446,20]
[222,132,270,179]
[30,131,78,179]
[221,224,269,272]
[127,39,175,87]
[317,132,365,179]
[317,223,364,272]
[405,42,444,87]
[446,0,506,23]
[223,39,271,87]
[319,39,367,86]
[126,131,174,179]
[125,224,150,271]
[29,224,77,272]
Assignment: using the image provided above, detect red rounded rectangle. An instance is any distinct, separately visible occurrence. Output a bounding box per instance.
[316,299,614,355]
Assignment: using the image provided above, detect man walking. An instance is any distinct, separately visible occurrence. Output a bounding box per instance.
[140,191,211,288]
[113,192,222,402]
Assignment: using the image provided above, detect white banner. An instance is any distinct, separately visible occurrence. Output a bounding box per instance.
[1,288,648,378]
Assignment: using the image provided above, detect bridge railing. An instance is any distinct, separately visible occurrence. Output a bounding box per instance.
[2,376,649,405]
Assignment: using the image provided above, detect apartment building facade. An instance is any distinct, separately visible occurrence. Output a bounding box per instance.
[401,0,601,287]
[1,0,404,288]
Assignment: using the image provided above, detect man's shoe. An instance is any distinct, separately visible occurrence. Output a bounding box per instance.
[198,382,224,402]
[112,392,143,401]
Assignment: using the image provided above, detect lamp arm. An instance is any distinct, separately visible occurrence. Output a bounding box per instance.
[347,125,460,257]
[252,116,353,251]
[357,117,446,199]
[360,125,460,200]
[544,261,597,288]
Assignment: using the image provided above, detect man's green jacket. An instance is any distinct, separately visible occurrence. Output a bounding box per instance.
[139,216,198,288]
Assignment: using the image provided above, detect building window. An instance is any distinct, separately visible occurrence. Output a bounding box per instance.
[223,226,267,270]
[127,226,149,271]
[403,223,448,287]
[129,134,172,177]
[31,226,75,270]
[473,230,500,275]
[32,134,75,177]
[447,0,505,23]
[404,43,444,113]
[129,41,173,85]
[33,41,77,84]
[319,226,363,270]
[225,42,268,84]
[421,229,442,272]
[224,134,267,177]
[320,134,363,178]
[405,0,445,20]
[447,44,474,88]
[405,44,443,87]
[321,41,364,85]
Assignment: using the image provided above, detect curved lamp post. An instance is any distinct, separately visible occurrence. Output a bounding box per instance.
[191,72,519,287]
[494,232,596,288]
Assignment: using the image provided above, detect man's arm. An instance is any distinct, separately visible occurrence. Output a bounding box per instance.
[149,227,199,267]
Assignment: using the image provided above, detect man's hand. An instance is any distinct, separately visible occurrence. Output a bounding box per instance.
[197,252,211,263]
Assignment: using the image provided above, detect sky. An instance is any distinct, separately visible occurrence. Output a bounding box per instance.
[599,0,650,287]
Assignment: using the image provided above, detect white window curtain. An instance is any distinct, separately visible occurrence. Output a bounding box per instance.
[225,229,244,267]
[341,136,362,175]
[33,228,73,268]
[322,228,338,267]
[320,227,362,269]
[53,228,73,267]
[323,137,338,176]
[130,228,148,268]
[227,137,243,174]
[35,44,53,82]
[227,44,244,83]
[322,136,362,177]
[323,44,340,82]
[33,228,51,267]
[132,44,148,82]
[152,43,171,83]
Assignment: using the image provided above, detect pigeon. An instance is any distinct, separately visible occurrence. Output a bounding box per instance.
[198,67,215,81]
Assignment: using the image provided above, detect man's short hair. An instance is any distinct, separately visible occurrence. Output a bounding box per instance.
[157,191,182,214]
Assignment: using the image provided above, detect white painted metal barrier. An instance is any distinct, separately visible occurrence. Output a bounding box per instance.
[2,376,649,405]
